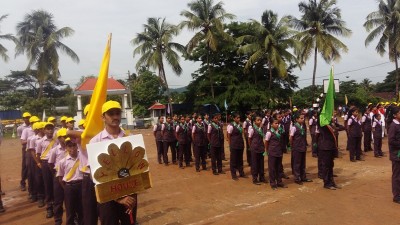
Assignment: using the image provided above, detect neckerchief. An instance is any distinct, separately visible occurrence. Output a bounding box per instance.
[232,122,243,134]
[374,119,381,126]
[204,119,210,126]
[180,123,187,132]
[165,122,172,131]
[211,122,221,137]
[295,122,305,136]
[270,127,281,139]
[195,122,204,131]
[253,125,264,138]
[278,124,284,134]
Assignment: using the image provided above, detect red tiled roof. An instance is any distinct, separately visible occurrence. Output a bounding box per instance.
[75,77,126,91]
[148,102,166,110]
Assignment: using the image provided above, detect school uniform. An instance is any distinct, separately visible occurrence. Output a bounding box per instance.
[79,148,98,225]
[262,116,270,133]
[162,122,177,164]
[362,113,373,152]
[176,123,190,167]
[187,122,194,163]
[344,114,350,150]
[192,123,208,171]
[248,125,265,183]
[265,130,283,188]
[57,152,83,225]
[32,135,46,206]
[316,125,337,189]
[27,134,43,202]
[173,120,179,160]
[36,136,58,216]
[48,144,68,225]
[227,122,245,178]
[309,116,318,156]
[243,119,252,166]
[208,122,224,174]
[282,115,291,153]
[20,125,34,190]
[277,122,288,179]
[153,124,164,164]
[203,119,211,158]
[348,116,363,161]
[90,128,138,225]
[290,123,308,183]
[388,119,400,202]
[372,119,383,157]
[218,121,226,161]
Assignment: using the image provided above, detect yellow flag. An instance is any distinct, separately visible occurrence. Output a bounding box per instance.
[345,94,348,105]
[81,34,112,150]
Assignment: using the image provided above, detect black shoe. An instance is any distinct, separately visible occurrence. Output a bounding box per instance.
[218,171,226,174]
[196,168,200,172]
[260,179,268,183]
[324,185,336,190]
[213,171,219,175]
[240,174,249,178]
[393,198,400,204]
[232,177,239,181]
[271,185,278,190]
[350,159,356,162]
[253,181,261,185]
[20,185,26,191]
[295,180,303,185]
[164,163,169,166]
[277,183,288,188]
[46,210,54,218]
[0,204,5,213]
[179,166,184,169]
[312,154,318,158]
[332,184,342,189]
[38,199,45,208]
[30,197,38,203]
[302,178,313,182]
[333,174,338,177]
[282,174,290,179]
[356,158,365,161]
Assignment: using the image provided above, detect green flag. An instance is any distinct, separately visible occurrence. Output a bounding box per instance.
[319,67,335,127]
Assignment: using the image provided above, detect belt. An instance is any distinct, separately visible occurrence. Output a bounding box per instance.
[66,180,83,185]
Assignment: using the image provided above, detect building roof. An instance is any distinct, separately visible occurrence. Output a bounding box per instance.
[374,92,395,101]
[148,102,166,110]
[74,77,128,95]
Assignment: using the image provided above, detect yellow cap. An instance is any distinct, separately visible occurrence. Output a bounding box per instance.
[386,102,390,105]
[368,103,372,106]
[393,102,397,105]
[47,116,56,122]
[56,128,67,137]
[38,122,46,129]
[29,116,40,123]
[60,116,68,122]
[32,123,39,130]
[78,119,85,126]
[66,117,75,123]
[102,100,122,114]
[84,104,90,116]
[22,112,31,118]
[44,122,55,128]
[65,137,72,143]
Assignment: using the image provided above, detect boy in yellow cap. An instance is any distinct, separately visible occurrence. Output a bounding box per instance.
[60,116,68,129]
[78,119,85,130]
[66,117,75,131]
[20,115,39,192]
[17,112,33,191]
[89,100,138,225]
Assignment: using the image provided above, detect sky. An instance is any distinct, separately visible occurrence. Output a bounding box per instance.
[0,0,395,90]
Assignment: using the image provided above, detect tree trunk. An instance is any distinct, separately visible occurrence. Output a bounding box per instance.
[159,64,173,115]
[312,46,318,101]
[37,81,44,99]
[207,44,215,100]
[395,55,399,100]
[268,61,273,90]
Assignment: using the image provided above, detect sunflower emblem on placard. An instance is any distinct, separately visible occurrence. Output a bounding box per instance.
[94,141,149,183]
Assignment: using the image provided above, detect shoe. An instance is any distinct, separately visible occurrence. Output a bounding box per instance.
[0,205,5,213]
[218,171,226,174]
[332,184,342,189]
[302,178,313,182]
[196,168,200,172]
[356,158,365,161]
[240,174,249,178]
[232,177,239,181]
[164,163,169,166]
[333,174,338,177]
[312,154,317,158]
[318,175,323,179]
[38,199,45,208]
[223,159,228,161]
[179,166,184,169]
[259,179,268,183]
[374,155,382,158]
[213,171,219,175]
[46,210,54,218]
[282,174,290,179]
[295,180,303,185]
[271,185,278,190]
[20,185,26,191]
[324,186,336,190]
[277,183,288,188]
[393,198,400,204]
[350,159,356,162]
[30,197,38,203]
[253,181,261,185]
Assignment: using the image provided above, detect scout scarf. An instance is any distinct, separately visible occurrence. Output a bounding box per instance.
[211,122,221,137]
[270,127,281,139]
[65,158,80,181]
[165,122,172,131]
[40,138,57,160]
[295,122,305,136]
[180,123,187,132]
[232,122,242,134]
[195,122,204,131]
[253,125,264,138]
[278,124,284,134]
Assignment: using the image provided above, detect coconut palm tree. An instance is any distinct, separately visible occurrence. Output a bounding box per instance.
[132,17,186,112]
[15,10,79,99]
[238,10,300,89]
[287,0,351,89]
[0,14,18,62]
[180,0,235,99]
[364,0,400,98]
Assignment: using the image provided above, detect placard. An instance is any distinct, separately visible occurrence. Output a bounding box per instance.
[86,134,152,203]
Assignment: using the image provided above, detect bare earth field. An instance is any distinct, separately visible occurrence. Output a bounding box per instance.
[0,124,399,225]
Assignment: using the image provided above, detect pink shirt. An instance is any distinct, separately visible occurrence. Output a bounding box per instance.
[289,126,297,137]
[57,153,83,182]
[265,131,272,141]
[36,136,56,160]
[21,127,34,142]
[48,144,68,170]
[248,126,254,138]
[153,125,158,132]
[26,135,36,150]
[348,116,361,126]
[372,119,381,128]
[17,123,30,137]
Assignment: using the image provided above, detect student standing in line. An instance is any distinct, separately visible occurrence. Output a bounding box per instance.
[387,106,400,204]
[162,116,177,165]
[203,113,211,159]
[227,113,246,180]
[192,115,208,172]
[207,114,225,175]
[290,113,313,185]
[248,114,266,185]
[347,108,364,162]
[362,107,373,152]
[30,122,46,208]
[372,113,384,158]
[262,110,271,133]
[243,111,253,166]
[265,118,287,190]
[309,111,318,157]
[185,114,194,163]
[18,112,32,191]
[176,116,190,168]
[153,117,164,165]
[172,114,179,161]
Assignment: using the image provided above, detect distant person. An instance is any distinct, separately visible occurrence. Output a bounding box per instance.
[387,106,400,204]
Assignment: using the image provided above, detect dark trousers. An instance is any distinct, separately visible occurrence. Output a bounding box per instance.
[21,144,28,187]
[245,138,251,166]
[194,145,207,170]
[41,161,54,210]
[26,152,36,196]
[373,137,383,156]
[363,130,372,151]
[319,150,335,187]
[53,175,64,224]
[311,134,317,155]
[251,152,265,181]
[221,142,226,160]
[185,141,192,164]
[281,133,288,153]
[35,162,44,200]
[98,194,137,225]
[292,151,306,181]
[64,181,83,225]
[155,140,164,164]
[210,146,223,172]
[268,156,282,186]
[349,137,362,160]
[163,141,177,164]
[178,143,190,166]
[392,160,400,200]
[346,130,350,150]
[230,148,244,177]
[82,174,98,225]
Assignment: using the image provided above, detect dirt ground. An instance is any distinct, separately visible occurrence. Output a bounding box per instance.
[0,122,399,225]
